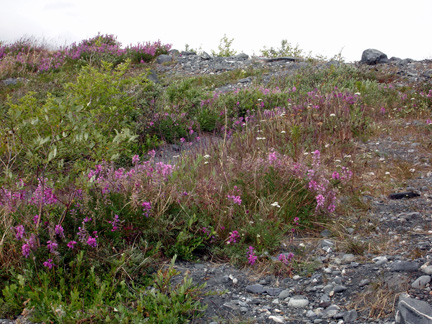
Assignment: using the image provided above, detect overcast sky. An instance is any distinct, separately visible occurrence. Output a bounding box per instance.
[1,0,431,62]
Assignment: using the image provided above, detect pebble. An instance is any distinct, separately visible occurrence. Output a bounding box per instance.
[288,296,309,308]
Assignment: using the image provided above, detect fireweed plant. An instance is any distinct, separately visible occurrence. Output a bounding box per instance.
[1,35,430,322]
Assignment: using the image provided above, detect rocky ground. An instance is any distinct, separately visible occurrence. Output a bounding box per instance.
[2,49,432,324]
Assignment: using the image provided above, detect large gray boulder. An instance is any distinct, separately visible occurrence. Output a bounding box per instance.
[395,295,432,324]
[156,54,172,64]
[361,49,388,65]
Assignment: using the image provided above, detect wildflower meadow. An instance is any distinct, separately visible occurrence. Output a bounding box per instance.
[0,34,431,323]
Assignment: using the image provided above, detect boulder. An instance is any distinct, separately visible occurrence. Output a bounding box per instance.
[156,54,172,64]
[200,51,212,60]
[396,295,432,324]
[361,49,388,65]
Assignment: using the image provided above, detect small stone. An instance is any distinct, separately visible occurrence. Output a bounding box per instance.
[306,310,317,318]
[266,288,283,296]
[323,284,334,294]
[288,296,309,308]
[341,254,356,264]
[323,304,340,318]
[279,290,290,299]
[272,298,279,304]
[246,284,264,294]
[373,256,388,265]
[343,309,358,323]
[421,265,432,275]
[359,279,370,287]
[320,229,332,237]
[269,315,284,323]
[411,275,431,289]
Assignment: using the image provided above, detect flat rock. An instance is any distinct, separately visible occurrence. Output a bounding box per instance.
[390,261,420,272]
[246,284,264,294]
[396,295,432,324]
[412,275,431,289]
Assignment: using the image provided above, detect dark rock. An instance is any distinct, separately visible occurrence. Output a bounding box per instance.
[390,261,419,272]
[265,287,282,296]
[343,309,358,323]
[238,77,252,83]
[395,295,432,324]
[390,56,402,63]
[156,54,172,64]
[200,51,212,60]
[265,56,298,63]
[320,229,332,237]
[398,58,415,66]
[214,63,232,72]
[245,284,264,294]
[181,51,197,56]
[411,275,431,289]
[147,70,159,83]
[236,53,249,60]
[423,70,432,78]
[389,192,420,200]
[333,285,347,293]
[361,49,389,65]
[168,49,180,56]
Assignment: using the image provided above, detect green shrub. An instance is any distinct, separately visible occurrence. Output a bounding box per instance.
[211,34,237,57]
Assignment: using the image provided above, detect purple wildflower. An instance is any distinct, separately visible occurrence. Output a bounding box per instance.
[227,230,240,244]
[278,252,294,265]
[247,246,257,265]
[47,240,58,254]
[316,194,325,210]
[228,195,242,205]
[43,259,55,269]
[67,241,77,249]
[13,225,25,240]
[22,243,31,258]
[87,236,97,248]
[55,225,65,238]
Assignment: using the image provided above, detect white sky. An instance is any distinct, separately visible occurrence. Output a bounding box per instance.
[1,0,431,63]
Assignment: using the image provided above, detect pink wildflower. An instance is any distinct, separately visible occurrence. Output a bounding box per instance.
[227,230,240,244]
[43,259,55,269]
[247,246,257,265]
[67,241,77,249]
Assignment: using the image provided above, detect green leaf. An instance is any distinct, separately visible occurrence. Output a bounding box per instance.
[47,146,57,162]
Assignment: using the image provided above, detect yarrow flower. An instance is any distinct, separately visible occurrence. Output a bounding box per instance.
[271,201,281,208]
